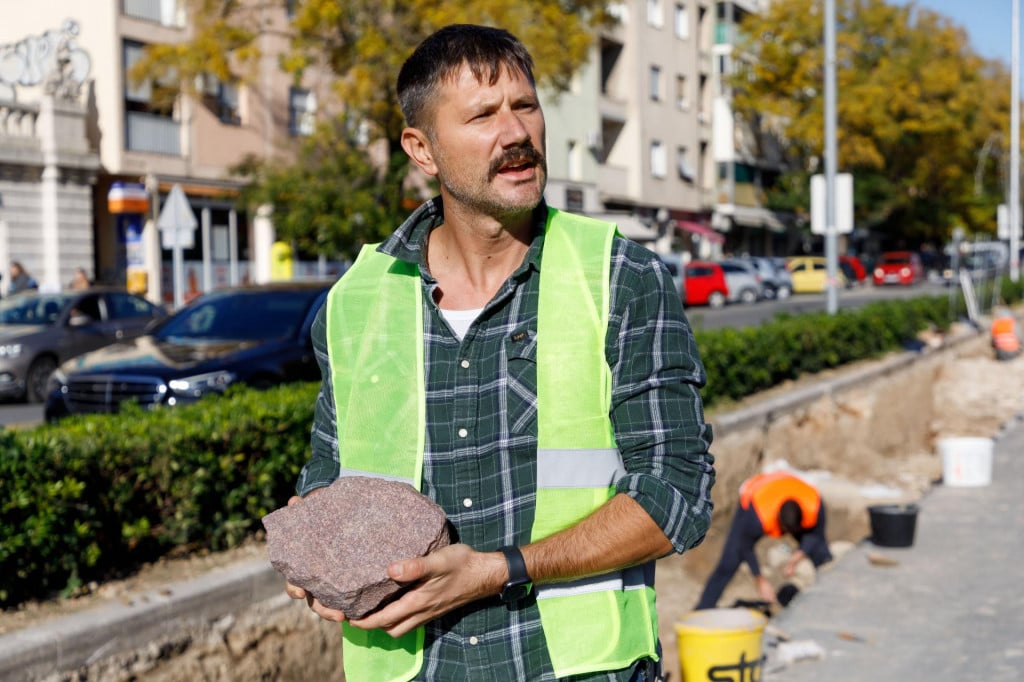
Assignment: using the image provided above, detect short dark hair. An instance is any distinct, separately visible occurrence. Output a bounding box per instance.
[397,24,536,132]
[778,500,804,536]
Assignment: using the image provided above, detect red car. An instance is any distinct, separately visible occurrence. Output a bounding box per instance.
[683,261,729,308]
[872,251,924,286]
[839,255,867,286]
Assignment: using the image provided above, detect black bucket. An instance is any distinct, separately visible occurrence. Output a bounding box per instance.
[868,504,919,547]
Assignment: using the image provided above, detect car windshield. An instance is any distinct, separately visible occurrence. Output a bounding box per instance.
[155,290,318,342]
[0,293,72,325]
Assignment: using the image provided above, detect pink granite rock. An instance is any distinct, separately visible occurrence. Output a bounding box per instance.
[262,476,450,619]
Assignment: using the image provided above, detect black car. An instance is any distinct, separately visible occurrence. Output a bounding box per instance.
[44,282,331,421]
[0,288,166,403]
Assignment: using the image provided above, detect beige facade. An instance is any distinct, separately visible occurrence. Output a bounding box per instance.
[0,1,327,306]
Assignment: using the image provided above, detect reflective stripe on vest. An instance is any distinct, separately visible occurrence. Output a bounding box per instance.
[739,472,820,538]
[325,208,657,681]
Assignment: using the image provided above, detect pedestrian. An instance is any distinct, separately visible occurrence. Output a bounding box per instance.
[989,307,1021,361]
[68,267,92,290]
[8,261,38,295]
[695,471,832,611]
[284,24,715,681]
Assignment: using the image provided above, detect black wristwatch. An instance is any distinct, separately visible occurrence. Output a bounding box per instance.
[499,546,533,604]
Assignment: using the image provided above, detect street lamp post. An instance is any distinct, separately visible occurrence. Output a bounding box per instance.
[1011,0,1020,283]
[824,0,839,313]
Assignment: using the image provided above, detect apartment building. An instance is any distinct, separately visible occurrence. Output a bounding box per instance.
[542,0,725,260]
[0,0,325,305]
[710,0,792,255]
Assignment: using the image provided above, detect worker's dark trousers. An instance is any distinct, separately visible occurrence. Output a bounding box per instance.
[694,509,752,610]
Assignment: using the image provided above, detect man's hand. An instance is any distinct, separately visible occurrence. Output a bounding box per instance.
[348,543,506,638]
[283,491,348,623]
[755,575,777,605]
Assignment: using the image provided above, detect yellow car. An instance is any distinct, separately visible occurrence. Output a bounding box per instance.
[786,256,847,293]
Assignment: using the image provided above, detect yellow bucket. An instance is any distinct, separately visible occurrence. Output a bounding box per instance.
[675,608,767,681]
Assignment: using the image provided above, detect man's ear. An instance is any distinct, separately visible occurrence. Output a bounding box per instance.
[401,127,439,177]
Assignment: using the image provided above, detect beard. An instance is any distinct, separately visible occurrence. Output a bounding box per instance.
[435,142,548,220]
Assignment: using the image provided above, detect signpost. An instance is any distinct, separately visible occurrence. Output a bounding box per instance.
[157,184,198,309]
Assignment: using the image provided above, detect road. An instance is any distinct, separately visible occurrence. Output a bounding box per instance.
[0,281,960,430]
[686,280,955,331]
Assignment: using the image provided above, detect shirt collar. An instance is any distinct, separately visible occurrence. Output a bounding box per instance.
[378,196,548,283]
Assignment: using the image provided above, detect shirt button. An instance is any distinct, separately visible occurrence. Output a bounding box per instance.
[469,636,479,646]
[460,359,470,368]
[458,428,468,438]
[463,498,473,508]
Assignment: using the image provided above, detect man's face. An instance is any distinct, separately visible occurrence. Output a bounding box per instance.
[425,63,547,220]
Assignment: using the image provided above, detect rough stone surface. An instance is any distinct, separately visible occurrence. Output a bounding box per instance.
[262,476,450,619]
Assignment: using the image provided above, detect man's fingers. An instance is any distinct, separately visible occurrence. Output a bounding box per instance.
[285,581,307,600]
[309,597,347,623]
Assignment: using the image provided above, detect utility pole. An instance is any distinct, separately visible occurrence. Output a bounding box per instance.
[1011,0,1020,282]
[824,0,839,313]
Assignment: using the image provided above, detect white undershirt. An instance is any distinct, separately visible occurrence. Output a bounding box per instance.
[439,307,483,341]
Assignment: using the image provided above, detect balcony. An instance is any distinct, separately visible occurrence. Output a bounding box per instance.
[122,0,184,27]
[126,111,181,156]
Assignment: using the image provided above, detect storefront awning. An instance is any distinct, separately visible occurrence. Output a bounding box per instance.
[677,220,725,244]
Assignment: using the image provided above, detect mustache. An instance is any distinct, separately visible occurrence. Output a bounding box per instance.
[489,144,545,178]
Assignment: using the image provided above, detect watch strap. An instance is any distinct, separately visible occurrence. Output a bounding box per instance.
[500,546,529,585]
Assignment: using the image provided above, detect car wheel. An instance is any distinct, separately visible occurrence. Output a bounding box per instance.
[708,291,726,309]
[762,285,777,300]
[26,355,58,404]
[740,288,758,304]
[775,284,792,300]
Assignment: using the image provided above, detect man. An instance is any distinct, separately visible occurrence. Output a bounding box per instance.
[695,471,831,611]
[286,24,714,681]
[990,307,1021,361]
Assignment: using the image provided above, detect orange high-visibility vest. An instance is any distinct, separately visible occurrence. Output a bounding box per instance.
[739,472,820,538]
[991,317,1020,353]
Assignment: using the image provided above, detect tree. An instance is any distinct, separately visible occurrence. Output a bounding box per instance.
[731,0,1012,245]
[131,0,615,257]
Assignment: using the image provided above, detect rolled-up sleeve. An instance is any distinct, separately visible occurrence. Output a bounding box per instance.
[608,240,715,554]
[295,305,342,497]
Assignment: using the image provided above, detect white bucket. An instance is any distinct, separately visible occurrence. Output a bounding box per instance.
[938,437,994,487]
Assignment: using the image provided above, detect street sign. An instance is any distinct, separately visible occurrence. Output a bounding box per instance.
[810,173,853,235]
[157,184,197,249]
[997,203,1022,239]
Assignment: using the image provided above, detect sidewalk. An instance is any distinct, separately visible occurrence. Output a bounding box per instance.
[766,416,1024,681]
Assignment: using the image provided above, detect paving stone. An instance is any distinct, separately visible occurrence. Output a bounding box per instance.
[262,476,450,619]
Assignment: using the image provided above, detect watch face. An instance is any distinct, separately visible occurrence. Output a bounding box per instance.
[501,581,531,603]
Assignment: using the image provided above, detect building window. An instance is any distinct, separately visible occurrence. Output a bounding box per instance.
[649,65,662,101]
[650,140,667,178]
[647,0,664,27]
[676,74,689,109]
[678,146,695,182]
[565,187,584,212]
[568,140,582,181]
[200,74,241,125]
[675,4,690,39]
[286,0,298,19]
[123,40,180,154]
[122,0,183,27]
[288,86,316,136]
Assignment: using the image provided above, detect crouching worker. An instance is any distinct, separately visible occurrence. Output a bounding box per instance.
[696,471,831,610]
[990,308,1022,361]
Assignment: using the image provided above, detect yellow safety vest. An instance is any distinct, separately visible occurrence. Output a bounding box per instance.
[325,208,659,680]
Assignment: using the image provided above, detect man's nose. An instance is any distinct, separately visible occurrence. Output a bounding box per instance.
[496,109,531,146]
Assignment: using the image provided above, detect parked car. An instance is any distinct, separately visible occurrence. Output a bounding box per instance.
[786,256,847,294]
[839,255,868,286]
[682,261,729,308]
[744,256,793,299]
[718,258,764,304]
[0,288,166,403]
[872,251,924,286]
[44,282,330,421]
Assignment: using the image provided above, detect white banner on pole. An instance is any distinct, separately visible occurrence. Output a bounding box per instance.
[810,173,854,235]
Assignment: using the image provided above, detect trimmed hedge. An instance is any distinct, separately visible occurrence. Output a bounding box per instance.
[1,279,1020,608]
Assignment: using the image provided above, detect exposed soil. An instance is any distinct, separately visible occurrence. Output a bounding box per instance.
[5,321,1022,681]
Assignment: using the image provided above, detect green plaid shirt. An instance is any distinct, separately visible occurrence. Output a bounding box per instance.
[298,198,715,681]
